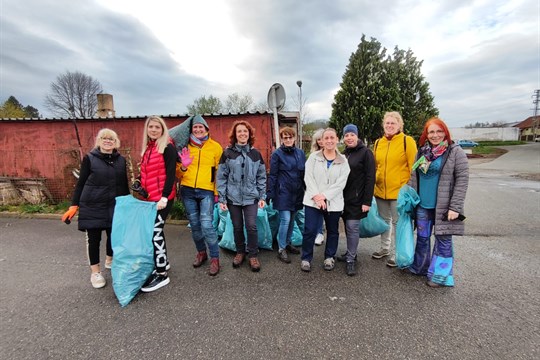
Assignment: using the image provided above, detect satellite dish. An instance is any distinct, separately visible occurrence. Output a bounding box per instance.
[267,83,286,111]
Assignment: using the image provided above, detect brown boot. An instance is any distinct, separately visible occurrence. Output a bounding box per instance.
[249,257,261,272]
[209,258,220,276]
[193,251,208,268]
[232,253,245,268]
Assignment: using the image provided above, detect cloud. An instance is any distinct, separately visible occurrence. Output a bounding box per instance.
[0,0,537,127]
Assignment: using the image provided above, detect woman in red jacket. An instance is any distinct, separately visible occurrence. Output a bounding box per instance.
[138,116,177,292]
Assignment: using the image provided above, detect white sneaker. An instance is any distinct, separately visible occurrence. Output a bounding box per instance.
[323,257,335,271]
[105,258,113,269]
[90,272,106,288]
[314,233,325,246]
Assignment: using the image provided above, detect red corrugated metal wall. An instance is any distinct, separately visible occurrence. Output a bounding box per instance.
[0,113,279,202]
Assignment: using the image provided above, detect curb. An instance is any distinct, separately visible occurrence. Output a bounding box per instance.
[0,212,189,225]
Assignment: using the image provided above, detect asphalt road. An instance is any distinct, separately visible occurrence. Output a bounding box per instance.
[1,143,539,360]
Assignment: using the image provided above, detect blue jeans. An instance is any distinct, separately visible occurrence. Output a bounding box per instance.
[181,186,220,259]
[410,206,454,286]
[301,206,341,262]
[277,210,296,250]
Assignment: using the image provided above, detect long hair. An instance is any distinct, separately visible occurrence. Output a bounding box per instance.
[141,115,170,155]
[310,128,324,152]
[418,117,452,146]
[228,120,255,146]
[382,111,404,132]
[94,128,120,150]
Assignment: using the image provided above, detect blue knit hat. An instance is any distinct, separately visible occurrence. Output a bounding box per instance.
[343,123,358,137]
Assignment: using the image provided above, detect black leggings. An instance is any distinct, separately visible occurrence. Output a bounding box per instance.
[86,228,112,266]
[152,200,173,273]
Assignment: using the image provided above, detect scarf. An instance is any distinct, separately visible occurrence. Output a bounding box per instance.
[189,133,208,148]
[412,141,448,174]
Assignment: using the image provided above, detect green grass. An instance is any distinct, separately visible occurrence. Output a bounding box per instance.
[472,140,524,155]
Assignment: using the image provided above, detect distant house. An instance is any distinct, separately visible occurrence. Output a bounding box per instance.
[514,117,540,141]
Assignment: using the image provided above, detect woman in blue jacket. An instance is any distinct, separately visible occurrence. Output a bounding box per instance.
[267,126,306,264]
[217,121,266,272]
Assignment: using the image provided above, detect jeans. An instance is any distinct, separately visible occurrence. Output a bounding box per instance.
[376,198,398,259]
[410,206,454,286]
[228,203,259,257]
[277,210,296,250]
[181,186,220,258]
[301,206,341,262]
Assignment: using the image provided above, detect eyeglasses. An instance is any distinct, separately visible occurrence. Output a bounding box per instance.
[427,130,445,136]
[282,136,294,140]
[101,137,115,142]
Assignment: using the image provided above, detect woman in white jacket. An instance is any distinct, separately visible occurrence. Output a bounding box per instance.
[300,128,350,272]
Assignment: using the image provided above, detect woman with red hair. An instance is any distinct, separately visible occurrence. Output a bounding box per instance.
[406,117,469,287]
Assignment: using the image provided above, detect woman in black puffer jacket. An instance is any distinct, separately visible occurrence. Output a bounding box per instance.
[62,129,129,289]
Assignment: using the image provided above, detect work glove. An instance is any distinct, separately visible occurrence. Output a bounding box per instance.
[214,195,219,204]
[179,147,194,168]
[62,205,79,224]
[157,197,168,210]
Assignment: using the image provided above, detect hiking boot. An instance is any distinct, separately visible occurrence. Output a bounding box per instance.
[141,272,170,292]
[300,260,311,272]
[286,244,300,254]
[346,261,357,276]
[278,249,291,264]
[371,249,390,259]
[208,258,220,276]
[336,252,357,262]
[314,233,324,246]
[323,257,335,271]
[386,258,397,268]
[249,257,261,272]
[90,272,106,288]
[232,253,245,268]
[193,251,208,268]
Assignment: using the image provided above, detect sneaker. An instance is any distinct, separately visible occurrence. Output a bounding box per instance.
[426,280,442,288]
[105,258,113,269]
[90,272,106,288]
[208,258,220,276]
[346,261,357,276]
[372,249,390,259]
[193,251,208,268]
[249,257,261,272]
[323,257,335,271]
[300,260,311,272]
[314,233,325,246]
[336,252,358,262]
[285,244,300,254]
[277,249,291,264]
[386,259,397,268]
[165,263,171,271]
[232,253,245,268]
[141,272,170,292]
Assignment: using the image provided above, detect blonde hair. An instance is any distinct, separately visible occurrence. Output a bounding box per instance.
[94,128,120,149]
[382,111,404,132]
[310,128,325,152]
[141,116,170,155]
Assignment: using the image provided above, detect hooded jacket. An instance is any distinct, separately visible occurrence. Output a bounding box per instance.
[267,144,306,211]
[374,132,417,200]
[73,148,129,231]
[408,142,469,235]
[177,137,222,194]
[303,149,350,212]
[217,144,266,206]
[342,141,376,220]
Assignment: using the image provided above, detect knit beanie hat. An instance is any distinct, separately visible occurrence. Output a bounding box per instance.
[191,114,209,130]
[343,123,358,137]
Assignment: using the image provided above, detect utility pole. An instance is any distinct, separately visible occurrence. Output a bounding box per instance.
[532,89,540,141]
[296,80,303,148]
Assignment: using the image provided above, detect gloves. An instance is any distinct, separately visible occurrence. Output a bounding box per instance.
[157,197,168,210]
[179,147,194,168]
[62,205,79,224]
[214,195,219,204]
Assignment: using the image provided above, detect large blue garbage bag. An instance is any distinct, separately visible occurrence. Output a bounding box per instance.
[264,203,303,247]
[111,195,156,307]
[218,207,273,251]
[359,197,390,238]
[396,185,420,268]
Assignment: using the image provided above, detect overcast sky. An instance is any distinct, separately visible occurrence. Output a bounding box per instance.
[0,0,537,127]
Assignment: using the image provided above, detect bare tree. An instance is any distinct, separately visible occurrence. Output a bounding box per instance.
[44,71,103,117]
[224,93,255,113]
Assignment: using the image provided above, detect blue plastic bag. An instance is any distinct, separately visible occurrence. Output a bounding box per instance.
[395,185,420,268]
[111,195,156,307]
[359,197,390,238]
[218,207,273,251]
[264,202,303,247]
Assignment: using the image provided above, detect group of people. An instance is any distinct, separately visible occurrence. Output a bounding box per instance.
[63,111,468,292]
